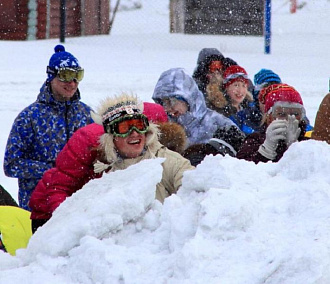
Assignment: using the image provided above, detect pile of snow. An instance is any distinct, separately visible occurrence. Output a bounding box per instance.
[2,140,330,283]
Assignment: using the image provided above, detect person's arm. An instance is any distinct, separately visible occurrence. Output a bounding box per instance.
[4,111,53,180]
[29,124,104,216]
[237,121,289,164]
[236,133,271,164]
[159,149,194,197]
[312,93,330,143]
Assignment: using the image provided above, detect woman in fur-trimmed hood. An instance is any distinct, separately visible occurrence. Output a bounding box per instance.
[29,93,194,232]
[94,95,193,202]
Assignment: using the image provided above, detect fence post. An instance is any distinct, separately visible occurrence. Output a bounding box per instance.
[60,0,66,43]
[264,0,271,54]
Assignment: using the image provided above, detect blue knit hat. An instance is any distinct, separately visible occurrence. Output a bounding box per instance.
[46,45,81,82]
[254,69,281,86]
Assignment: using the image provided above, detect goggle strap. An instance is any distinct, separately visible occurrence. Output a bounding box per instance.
[46,66,57,75]
[223,73,248,85]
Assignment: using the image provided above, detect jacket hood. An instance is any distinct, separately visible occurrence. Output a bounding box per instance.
[192,49,225,94]
[196,48,224,65]
[152,68,208,120]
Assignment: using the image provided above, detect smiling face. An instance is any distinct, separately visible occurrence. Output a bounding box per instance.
[161,97,189,118]
[226,80,248,108]
[113,130,147,159]
[50,77,79,101]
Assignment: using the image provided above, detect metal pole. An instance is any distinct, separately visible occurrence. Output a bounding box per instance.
[60,0,66,43]
[264,0,271,54]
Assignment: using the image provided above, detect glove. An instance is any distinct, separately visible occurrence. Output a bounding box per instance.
[285,115,301,146]
[258,119,288,160]
[94,160,111,174]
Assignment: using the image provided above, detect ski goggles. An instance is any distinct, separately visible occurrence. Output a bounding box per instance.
[209,61,223,73]
[57,67,84,82]
[105,114,149,137]
[223,73,248,85]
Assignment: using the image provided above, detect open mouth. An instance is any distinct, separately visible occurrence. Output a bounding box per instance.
[128,139,141,145]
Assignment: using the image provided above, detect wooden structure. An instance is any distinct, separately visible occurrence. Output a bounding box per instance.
[0,0,110,40]
[170,0,264,36]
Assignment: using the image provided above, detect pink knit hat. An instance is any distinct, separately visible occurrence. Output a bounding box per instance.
[143,102,168,123]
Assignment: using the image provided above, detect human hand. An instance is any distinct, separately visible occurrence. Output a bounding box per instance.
[258,119,287,160]
[285,115,301,146]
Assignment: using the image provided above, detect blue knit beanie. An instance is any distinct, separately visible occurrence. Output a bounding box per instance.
[254,69,281,86]
[46,45,81,82]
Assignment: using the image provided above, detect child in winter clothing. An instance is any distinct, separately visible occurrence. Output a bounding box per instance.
[237,83,308,164]
[255,68,313,135]
[29,93,194,233]
[3,45,93,211]
[216,65,262,135]
[152,68,236,147]
[253,68,282,112]
[192,48,239,110]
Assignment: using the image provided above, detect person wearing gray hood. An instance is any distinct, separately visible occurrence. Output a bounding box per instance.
[152,68,237,147]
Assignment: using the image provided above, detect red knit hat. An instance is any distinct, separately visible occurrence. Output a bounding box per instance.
[222,65,249,89]
[261,83,303,113]
[143,102,168,123]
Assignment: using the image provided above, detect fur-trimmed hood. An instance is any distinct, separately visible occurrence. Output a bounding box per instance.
[91,93,163,169]
[158,122,187,154]
[98,122,161,166]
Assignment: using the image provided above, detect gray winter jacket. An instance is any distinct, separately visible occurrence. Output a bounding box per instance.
[152,68,236,146]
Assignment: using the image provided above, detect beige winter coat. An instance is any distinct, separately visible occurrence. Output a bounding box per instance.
[99,123,194,203]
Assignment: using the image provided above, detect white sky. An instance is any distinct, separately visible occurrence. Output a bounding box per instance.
[1,0,330,283]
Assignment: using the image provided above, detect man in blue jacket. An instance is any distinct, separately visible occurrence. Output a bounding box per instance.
[3,45,93,210]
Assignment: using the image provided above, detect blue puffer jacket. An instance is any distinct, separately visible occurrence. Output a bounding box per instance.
[3,82,93,210]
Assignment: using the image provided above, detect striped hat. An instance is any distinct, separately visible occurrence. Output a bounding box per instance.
[222,65,249,89]
[254,69,281,87]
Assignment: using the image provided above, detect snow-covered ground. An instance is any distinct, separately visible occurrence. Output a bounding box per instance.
[1,1,330,283]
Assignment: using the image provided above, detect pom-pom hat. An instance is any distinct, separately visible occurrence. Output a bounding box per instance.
[91,93,147,134]
[261,83,304,113]
[222,65,249,89]
[46,45,81,82]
